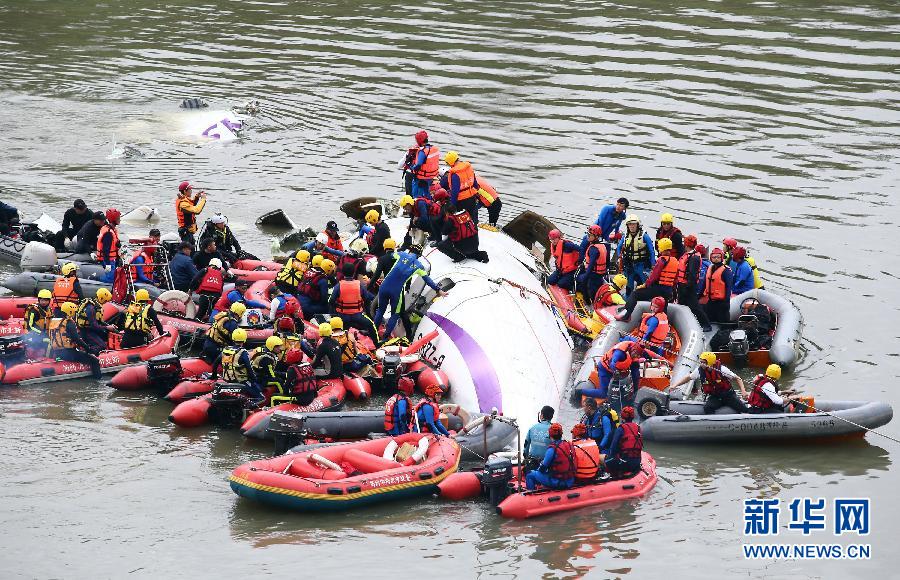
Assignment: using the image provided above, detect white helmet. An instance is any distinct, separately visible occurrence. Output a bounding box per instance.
[315,232,329,245]
[349,237,369,254]
[210,214,227,225]
[208,258,223,268]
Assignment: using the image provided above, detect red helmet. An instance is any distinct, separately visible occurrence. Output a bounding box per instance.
[276,316,295,332]
[548,422,564,439]
[571,423,587,438]
[105,208,121,223]
[684,234,697,248]
[178,181,192,193]
[425,383,443,397]
[710,248,724,259]
[621,406,636,420]
[587,224,602,237]
[548,229,562,240]
[285,348,303,364]
[414,130,428,146]
[397,376,415,395]
[650,296,667,311]
[284,300,300,316]
[433,188,449,202]
[695,244,707,256]
[732,246,747,260]
[722,237,738,249]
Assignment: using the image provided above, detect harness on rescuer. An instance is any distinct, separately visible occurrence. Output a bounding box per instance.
[601,341,634,373]
[700,361,732,395]
[221,346,249,382]
[384,393,411,432]
[622,231,650,265]
[207,312,233,345]
[617,422,643,459]
[297,269,325,301]
[748,374,777,409]
[410,400,440,432]
[75,299,102,328]
[448,211,477,242]
[548,440,577,481]
[288,362,317,397]
[124,302,152,333]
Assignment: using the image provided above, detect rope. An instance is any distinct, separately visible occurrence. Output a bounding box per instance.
[793,402,900,445]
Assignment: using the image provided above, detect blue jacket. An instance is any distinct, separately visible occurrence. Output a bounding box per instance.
[697,259,711,296]
[593,205,627,242]
[129,256,154,284]
[416,402,450,436]
[597,350,642,396]
[582,410,604,440]
[730,260,754,294]
[170,253,199,291]
[524,420,552,459]
[221,289,267,312]
[599,415,615,453]
[300,240,344,258]
[382,251,440,293]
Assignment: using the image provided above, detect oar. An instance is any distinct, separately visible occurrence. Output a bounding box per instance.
[402,329,438,356]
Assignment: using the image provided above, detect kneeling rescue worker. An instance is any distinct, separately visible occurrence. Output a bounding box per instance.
[603,406,642,478]
[384,376,415,436]
[49,302,102,379]
[76,288,115,354]
[670,352,748,414]
[283,348,318,406]
[410,384,450,436]
[547,229,580,290]
[525,422,576,491]
[119,289,164,349]
[311,322,343,379]
[202,302,245,363]
[747,364,792,414]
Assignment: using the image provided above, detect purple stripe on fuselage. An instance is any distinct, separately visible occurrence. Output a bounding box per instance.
[426,312,502,413]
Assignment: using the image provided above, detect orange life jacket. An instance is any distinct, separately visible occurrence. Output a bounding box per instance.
[676,250,700,285]
[474,174,499,206]
[414,145,440,180]
[700,361,732,395]
[601,341,633,373]
[175,195,203,231]
[584,242,608,276]
[335,280,364,315]
[384,393,411,432]
[638,312,669,346]
[548,440,577,481]
[573,438,600,480]
[448,160,477,201]
[97,224,119,261]
[551,239,579,275]
[129,251,154,281]
[52,276,79,307]
[323,231,344,251]
[704,264,728,300]
[655,255,679,287]
[448,211,477,242]
[48,317,76,350]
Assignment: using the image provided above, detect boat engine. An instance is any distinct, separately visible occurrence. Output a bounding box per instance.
[381,353,401,391]
[728,328,750,366]
[0,335,26,366]
[481,455,514,508]
[209,383,251,428]
[146,353,184,393]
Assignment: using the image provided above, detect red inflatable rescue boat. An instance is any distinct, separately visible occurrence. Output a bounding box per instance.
[108,356,212,390]
[0,297,36,319]
[102,303,273,344]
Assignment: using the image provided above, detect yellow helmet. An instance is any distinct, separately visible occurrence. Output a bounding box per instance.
[444,150,459,165]
[61,262,78,276]
[660,213,674,224]
[37,289,52,300]
[766,364,782,380]
[318,322,332,337]
[311,255,324,268]
[231,328,248,343]
[96,288,112,304]
[329,317,344,330]
[134,289,151,302]
[612,274,627,289]
[699,352,717,366]
[383,238,397,251]
[320,259,336,275]
[265,336,284,351]
[399,195,414,209]
[625,214,640,225]
[60,301,78,317]
[365,209,380,225]
[657,238,673,253]
[295,249,311,263]
[230,302,247,317]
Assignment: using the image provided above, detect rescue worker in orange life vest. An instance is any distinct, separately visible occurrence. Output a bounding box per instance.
[113,289,164,349]
[729,246,755,294]
[399,194,442,243]
[578,340,643,403]
[175,181,207,246]
[603,406,642,478]
[616,237,678,321]
[189,257,226,322]
[49,301,103,379]
[593,274,627,310]
[52,262,84,316]
[128,244,158,286]
[98,208,121,282]
[655,213,684,257]
[384,376,415,436]
[747,364,795,414]
[622,296,669,356]
[576,225,609,302]
[322,220,344,251]
[616,214,656,294]
[364,210,392,258]
[524,405,555,471]
[670,352,748,414]
[407,130,440,200]
[297,258,337,317]
[674,235,712,332]
[547,229,581,290]
[439,150,481,223]
[23,289,53,356]
[702,248,734,324]
[525,422,576,491]
[437,204,489,263]
[571,423,601,482]
[329,262,378,339]
[411,383,451,436]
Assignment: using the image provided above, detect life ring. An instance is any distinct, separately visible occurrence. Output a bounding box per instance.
[382,440,399,461]
[153,290,197,319]
[440,404,471,426]
[404,436,431,466]
[309,453,343,473]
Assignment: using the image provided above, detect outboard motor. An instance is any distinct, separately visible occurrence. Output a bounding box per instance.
[146,354,183,394]
[728,328,750,366]
[19,241,59,272]
[381,353,401,391]
[208,383,251,428]
[481,455,514,508]
[0,336,26,366]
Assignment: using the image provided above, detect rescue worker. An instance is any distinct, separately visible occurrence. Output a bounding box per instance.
[408,130,440,200]
[675,234,711,331]
[49,302,102,379]
[297,258,336,317]
[616,214,656,294]
[336,238,368,281]
[330,263,378,338]
[730,246,755,294]
[410,384,450,435]
[440,150,480,222]
[437,204,489,263]
[747,364,792,414]
[670,352,748,414]
[579,397,615,454]
[547,229,580,290]
[268,286,300,322]
[190,257,226,322]
[474,174,501,228]
[571,423,601,482]
[523,405,555,471]
[365,238,398,292]
[97,208,121,282]
[322,220,344,251]
[23,289,53,356]
[721,237,738,265]
[696,244,711,297]
[0,201,20,236]
[384,376,415,436]
[603,406,642,478]
[576,225,608,302]
[624,296,669,356]
[738,297,775,349]
[655,213,684,257]
[702,248,733,324]
[169,242,199,292]
[301,232,345,260]
[128,244,158,286]
[616,237,678,321]
[76,288,115,354]
[283,348,318,405]
[210,278,266,321]
[74,211,106,254]
[52,262,84,315]
[252,336,286,396]
[593,274,627,309]
[57,199,93,250]
[400,194,441,243]
[117,289,164,349]
[525,423,576,491]
[592,197,629,243]
[364,210,391,258]
[212,328,263,404]
[311,322,343,379]
[208,214,242,263]
[373,245,447,342]
[192,238,224,271]
[175,181,207,246]
[582,341,644,411]
[201,302,245,363]
[275,249,310,295]
[329,317,373,373]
